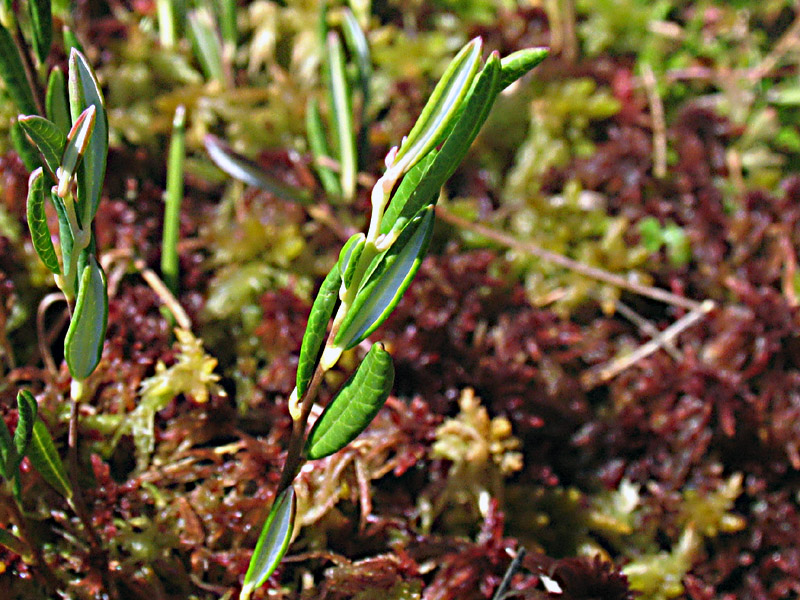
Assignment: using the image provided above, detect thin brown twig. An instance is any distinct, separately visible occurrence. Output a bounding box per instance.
[641,62,667,179]
[747,7,800,81]
[36,293,67,376]
[436,205,704,312]
[581,299,715,389]
[276,363,327,494]
[615,300,682,361]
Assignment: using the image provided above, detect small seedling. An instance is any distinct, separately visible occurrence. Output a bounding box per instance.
[239,37,548,600]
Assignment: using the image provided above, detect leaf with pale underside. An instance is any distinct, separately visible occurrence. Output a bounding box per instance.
[68,49,108,224]
[391,37,482,174]
[241,486,296,600]
[204,135,312,205]
[335,206,434,350]
[382,52,501,237]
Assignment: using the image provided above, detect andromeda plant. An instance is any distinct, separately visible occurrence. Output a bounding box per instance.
[239,38,548,599]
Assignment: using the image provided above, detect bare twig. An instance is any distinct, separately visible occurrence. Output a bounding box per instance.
[581,299,715,389]
[132,258,193,331]
[641,63,667,179]
[615,300,682,361]
[36,293,67,376]
[436,205,704,312]
[747,7,800,81]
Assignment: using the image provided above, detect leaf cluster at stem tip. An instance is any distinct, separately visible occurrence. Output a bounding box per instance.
[241,35,547,599]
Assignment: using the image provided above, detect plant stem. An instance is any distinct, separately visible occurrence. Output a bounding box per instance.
[276,363,327,494]
[436,205,704,312]
[67,382,118,599]
[161,105,186,298]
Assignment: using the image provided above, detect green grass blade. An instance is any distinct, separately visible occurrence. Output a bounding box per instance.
[340,6,371,153]
[335,206,434,350]
[13,391,37,466]
[26,168,60,274]
[161,105,186,296]
[327,31,357,202]
[204,134,312,204]
[18,115,65,178]
[46,66,70,134]
[187,8,224,84]
[0,416,14,480]
[27,418,72,499]
[28,0,53,65]
[62,25,83,54]
[306,97,342,198]
[391,37,482,174]
[305,342,394,460]
[64,254,107,380]
[0,23,37,114]
[296,265,342,398]
[382,53,501,236]
[241,485,296,599]
[498,47,548,91]
[0,527,27,557]
[68,49,108,226]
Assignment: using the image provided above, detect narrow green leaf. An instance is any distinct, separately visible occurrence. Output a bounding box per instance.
[0,23,37,114]
[338,232,365,289]
[497,47,548,91]
[391,37,482,174]
[0,527,27,557]
[64,255,107,380]
[26,168,60,274]
[68,49,108,225]
[10,120,41,172]
[327,31,357,202]
[242,485,296,597]
[217,0,237,47]
[187,8,224,84]
[58,104,96,193]
[340,6,371,148]
[382,53,501,236]
[204,135,312,204]
[306,97,341,198]
[296,266,342,398]
[0,417,14,480]
[62,26,84,55]
[335,206,434,349]
[46,66,70,134]
[27,418,72,498]
[28,0,53,65]
[19,115,65,178]
[305,342,394,459]
[161,105,186,296]
[13,391,37,466]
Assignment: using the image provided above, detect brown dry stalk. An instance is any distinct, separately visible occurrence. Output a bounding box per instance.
[436,205,705,312]
[581,299,715,389]
[640,62,667,179]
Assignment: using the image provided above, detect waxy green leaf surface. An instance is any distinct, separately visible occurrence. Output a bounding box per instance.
[305,342,395,460]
